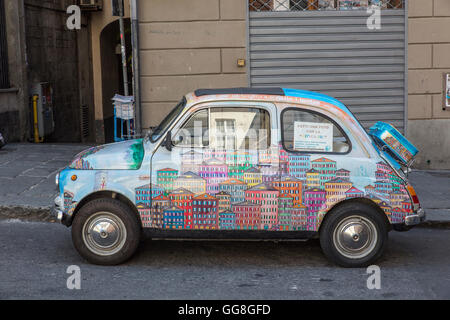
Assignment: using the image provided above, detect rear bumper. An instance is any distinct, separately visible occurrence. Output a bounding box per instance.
[404,207,426,226]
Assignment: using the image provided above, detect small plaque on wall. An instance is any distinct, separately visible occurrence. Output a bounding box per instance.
[446,74,450,109]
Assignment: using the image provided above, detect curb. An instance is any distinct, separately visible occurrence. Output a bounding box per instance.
[0,206,56,223]
[1,206,450,229]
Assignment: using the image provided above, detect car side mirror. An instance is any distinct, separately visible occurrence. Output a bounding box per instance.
[164,131,173,152]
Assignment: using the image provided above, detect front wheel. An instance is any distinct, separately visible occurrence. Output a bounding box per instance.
[72,198,142,265]
[319,202,388,268]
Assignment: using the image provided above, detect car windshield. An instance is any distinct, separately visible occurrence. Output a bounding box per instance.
[150,97,187,143]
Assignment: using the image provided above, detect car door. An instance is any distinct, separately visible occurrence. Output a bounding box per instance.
[150,101,279,231]
[278,105,376,232]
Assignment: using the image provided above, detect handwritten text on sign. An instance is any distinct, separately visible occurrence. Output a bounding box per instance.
[294,122,333,152]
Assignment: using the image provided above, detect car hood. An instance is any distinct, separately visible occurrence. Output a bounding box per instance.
[68,139,145,170]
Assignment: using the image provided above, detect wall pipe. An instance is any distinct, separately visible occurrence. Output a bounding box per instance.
[130,0,142,136]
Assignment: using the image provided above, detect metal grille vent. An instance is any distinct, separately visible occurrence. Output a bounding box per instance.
[249,0,404,11]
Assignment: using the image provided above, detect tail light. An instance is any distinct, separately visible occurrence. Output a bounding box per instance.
[406,184,420,210]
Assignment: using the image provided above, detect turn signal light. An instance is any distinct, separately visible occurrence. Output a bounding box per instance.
[406,184,420,204]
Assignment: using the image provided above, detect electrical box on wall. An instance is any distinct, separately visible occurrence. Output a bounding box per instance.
[31,83,55,138]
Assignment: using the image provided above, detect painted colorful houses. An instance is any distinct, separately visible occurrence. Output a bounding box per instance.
[169,188,194,229]
[132,146,413,232]
[226,151,251,179]
[157,168,179,193]
[336,168,350,181]
[173,171,206,195]
[150,194,169,228]
[288,154,311,180]
[243,167,263,187]
[364,185,376,196]
[273,176,303,205]
[277,195,293,231]
[389,192,405,209]
[136,203,151,227]
[306,169,320,189]
[233,201,261,230]
[379,201,392,221]
[345,187,364,199]
[216,191,231,212]
[219,211,236,230]
[258,163,279,183]
[135,183,164,206]
[391,207,404,224]
[199,158,228,195]
[324,178,353,208]
[304,188,326,231]
[245,183,279,230]
[192,193,219,230]
[163,206,185,229]
[291,204,308,231]
[219,178,246,204]
[312,157,337,187]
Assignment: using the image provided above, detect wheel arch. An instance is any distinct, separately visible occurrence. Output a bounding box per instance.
[69,190,142,227]
[319,197,391,233]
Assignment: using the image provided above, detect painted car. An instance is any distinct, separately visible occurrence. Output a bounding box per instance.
[54,88,425,267]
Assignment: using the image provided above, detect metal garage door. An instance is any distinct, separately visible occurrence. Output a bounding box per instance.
[248,0,407,132]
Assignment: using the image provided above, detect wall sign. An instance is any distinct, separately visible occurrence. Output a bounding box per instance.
[294,122,333,152]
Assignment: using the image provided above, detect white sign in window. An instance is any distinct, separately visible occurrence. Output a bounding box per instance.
[293,121,333,152]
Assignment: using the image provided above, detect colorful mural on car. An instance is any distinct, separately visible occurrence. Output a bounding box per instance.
[58,91,415,233]
[135,145,412,232]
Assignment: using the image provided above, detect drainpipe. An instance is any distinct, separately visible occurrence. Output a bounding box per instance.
[130,0,142,136]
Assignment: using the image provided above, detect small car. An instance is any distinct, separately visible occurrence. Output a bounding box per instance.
[54,88,425,267]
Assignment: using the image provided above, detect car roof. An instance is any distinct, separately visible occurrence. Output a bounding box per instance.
[193,87,355,120]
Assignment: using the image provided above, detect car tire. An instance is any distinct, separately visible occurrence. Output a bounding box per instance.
[319,202,388,268]
[72,198,142,266]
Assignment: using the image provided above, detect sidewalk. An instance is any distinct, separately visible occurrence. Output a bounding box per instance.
[0,143,449,224]
[0,143,91,221]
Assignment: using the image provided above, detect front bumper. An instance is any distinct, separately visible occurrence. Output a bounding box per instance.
[52,196,71,227]
[404,207,426,226]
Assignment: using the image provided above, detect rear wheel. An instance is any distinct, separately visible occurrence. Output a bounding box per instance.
[72,198,141,265]
[320,202,388,268]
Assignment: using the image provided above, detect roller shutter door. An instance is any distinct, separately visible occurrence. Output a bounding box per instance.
[249,9,407,132]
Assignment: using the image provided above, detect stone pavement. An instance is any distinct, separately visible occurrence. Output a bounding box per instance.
[0,143,91,220]
[0,143,449,223]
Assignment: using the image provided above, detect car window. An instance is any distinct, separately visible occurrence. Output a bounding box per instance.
[173,109,209,148]
[209,107,271,151]
[282,109,350,154]
[150,98,187,142]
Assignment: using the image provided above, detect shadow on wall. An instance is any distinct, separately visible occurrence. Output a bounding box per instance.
[100,18,132,144]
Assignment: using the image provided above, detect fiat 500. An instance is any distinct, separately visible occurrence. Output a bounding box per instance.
[54,88,425,267]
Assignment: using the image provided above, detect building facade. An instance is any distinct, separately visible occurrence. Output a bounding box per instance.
[2,1,449,169]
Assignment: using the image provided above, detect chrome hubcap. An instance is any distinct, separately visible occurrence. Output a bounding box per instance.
[333,216,378,259]
[82,212,127,256]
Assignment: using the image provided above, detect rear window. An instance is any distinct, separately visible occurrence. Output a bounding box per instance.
[282,108,351,154]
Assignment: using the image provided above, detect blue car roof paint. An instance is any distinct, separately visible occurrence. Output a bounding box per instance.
[282,88,358,121]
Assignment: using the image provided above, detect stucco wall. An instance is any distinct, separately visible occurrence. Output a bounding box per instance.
[408,0,450,169]
[137,0,248,129]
